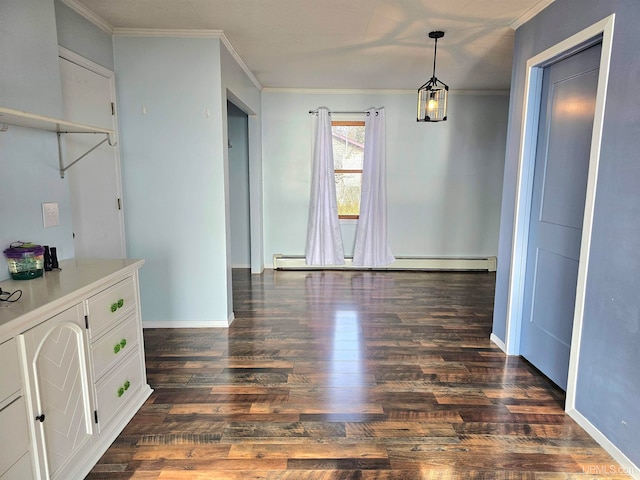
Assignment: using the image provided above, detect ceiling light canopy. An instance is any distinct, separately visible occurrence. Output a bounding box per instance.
[417,31,449,122]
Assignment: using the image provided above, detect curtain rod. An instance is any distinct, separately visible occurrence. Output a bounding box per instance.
[308,110,371,115]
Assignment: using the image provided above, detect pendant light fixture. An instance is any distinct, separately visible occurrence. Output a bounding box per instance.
[417,31,448,122]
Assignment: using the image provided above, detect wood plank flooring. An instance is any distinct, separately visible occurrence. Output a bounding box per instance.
[86,269,631,479]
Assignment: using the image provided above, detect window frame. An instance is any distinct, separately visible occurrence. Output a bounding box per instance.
[331,120,365,220]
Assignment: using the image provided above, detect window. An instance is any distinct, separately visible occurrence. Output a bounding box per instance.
[332,120,365,219]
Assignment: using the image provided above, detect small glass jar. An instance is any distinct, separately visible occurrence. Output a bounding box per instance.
[3,243,45,280]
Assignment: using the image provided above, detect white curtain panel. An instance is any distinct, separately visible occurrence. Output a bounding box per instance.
[353,108,395,266]
[305,107,345,265]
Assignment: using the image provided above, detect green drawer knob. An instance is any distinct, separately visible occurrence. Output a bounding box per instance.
[124,380,131,391]
[113,343,121,354]
[117,298,124,308]
[120,338,127,348]
[117,386,124,397]
[110,303,118,313]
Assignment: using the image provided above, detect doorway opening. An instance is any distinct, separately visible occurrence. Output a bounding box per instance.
[59,47,126,259]
[227,100,251,270]
[503,15,615,410]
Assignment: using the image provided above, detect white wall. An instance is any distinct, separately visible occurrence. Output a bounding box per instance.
[219,43,264,277]
[0,129,74,281]
[0,0,75,281]
[261,90,509,266]
[114,35,262,325]
[219,42,263,312]
[0,0,62,116]
[114,36,228,325]
[54,0,114,71]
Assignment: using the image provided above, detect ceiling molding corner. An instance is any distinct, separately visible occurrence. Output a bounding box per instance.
[113,28,262,91]
[510,0,555,30]
[219,33,263,92]
[111,29,262,91]
[58,0,114,34]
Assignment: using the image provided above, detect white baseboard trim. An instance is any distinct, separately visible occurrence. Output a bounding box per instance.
[231,263,251,269]
[490,333,507,353]
[272,255,497,272]
[566,408,640,479]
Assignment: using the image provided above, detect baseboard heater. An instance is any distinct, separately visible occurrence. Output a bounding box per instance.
[273,254,497,272]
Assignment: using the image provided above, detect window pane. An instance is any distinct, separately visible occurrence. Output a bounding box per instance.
[332,125,364,170]
[332,122,364,217]
[335,172,361,217]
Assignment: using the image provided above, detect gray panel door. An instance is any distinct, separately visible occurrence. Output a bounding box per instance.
[521,44,601,390]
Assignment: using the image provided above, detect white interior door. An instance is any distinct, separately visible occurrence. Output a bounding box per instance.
[59,54,126,258]
[520,44,601,390]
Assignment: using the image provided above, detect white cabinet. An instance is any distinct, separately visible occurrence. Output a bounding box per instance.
[85,276,145,434]
[22,304,93,479]
[0,259,152,480]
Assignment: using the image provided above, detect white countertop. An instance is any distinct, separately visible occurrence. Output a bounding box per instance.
[0,258,144,342]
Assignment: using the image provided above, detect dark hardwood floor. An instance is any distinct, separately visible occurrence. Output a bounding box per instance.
[86,269,630,479]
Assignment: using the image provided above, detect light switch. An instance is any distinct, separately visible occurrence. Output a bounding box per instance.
[42,202,60,228]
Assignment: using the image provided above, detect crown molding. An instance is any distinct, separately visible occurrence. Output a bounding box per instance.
[263,87,414,95]
[511,0,555,30]
[262,87,509,96]
[55,1,262,92]
[58,0,114,34]
[112,28,224,38]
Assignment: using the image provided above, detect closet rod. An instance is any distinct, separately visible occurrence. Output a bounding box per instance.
[308,110,371,115]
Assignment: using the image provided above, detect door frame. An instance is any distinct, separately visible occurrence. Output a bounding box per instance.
[225,90,264,275]
[58,46,127,258]
[503,14,615,409]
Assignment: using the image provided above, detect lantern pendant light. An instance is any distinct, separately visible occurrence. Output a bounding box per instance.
[417,31,449,122]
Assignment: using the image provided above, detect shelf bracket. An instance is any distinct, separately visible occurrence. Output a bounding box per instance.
[57,132,117,179]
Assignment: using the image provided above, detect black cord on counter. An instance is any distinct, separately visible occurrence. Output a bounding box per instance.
[0,287,22,302]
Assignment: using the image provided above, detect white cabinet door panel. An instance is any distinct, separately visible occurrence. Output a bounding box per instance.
[0,453,34,480]
[22,304,93,480]
[0,339,20,402]
[0,398,30,476]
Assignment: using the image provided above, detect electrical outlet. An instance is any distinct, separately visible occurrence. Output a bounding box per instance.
[42,202,60,228]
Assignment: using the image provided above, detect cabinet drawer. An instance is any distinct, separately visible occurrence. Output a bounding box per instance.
[87,276,137,339]
[0,398,30,476]
[94,346,144,432]
[0,339,21,403]
[91,314,140,381]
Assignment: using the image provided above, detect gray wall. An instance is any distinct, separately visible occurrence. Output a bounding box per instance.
[492,0,640,465]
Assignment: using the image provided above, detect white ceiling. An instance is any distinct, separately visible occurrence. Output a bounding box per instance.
[66,0,554,91]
